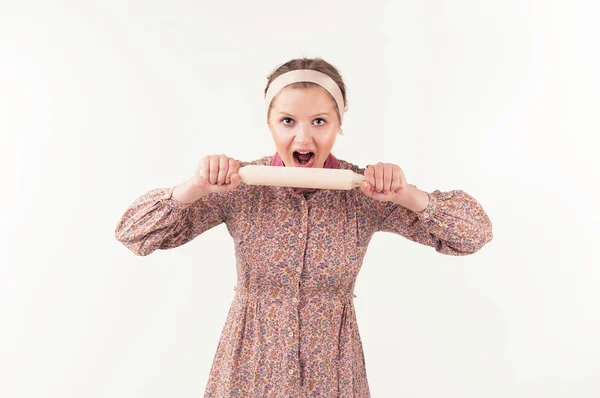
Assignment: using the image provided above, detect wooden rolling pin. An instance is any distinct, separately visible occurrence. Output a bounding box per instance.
[237,165,366,190]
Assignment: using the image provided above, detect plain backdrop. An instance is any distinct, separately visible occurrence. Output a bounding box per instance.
[1,1,598,397]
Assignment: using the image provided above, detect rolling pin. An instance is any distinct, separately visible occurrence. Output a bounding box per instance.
[237,165,366,190]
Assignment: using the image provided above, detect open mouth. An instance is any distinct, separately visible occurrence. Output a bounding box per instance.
[292,151,315,167]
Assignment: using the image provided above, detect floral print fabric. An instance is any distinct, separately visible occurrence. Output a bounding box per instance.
[115,155,493,397]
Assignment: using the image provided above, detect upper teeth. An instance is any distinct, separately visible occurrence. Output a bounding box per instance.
[298,151,310,154]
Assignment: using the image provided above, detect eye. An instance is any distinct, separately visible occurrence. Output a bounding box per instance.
[314,118,326,126]
[281,117,293,126]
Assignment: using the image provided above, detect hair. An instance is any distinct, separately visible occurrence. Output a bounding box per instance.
[264,57,348,125]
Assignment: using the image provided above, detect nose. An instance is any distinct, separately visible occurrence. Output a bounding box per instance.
[294,123,312,144]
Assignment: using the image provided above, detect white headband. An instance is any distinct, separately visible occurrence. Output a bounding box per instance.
[265,69,347,125]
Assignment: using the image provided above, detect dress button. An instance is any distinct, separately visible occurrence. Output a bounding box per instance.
[292,297,298,303]
[298,232,304,238]
[288,369,294,375]
[423,213,429,219]
[289,331,294,337]
[296,267,301,272]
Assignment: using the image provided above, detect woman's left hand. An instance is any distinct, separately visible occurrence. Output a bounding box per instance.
[360,162,411,203]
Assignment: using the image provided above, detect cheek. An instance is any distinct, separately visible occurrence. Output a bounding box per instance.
[270,128,293,149]
[316,131,337,150]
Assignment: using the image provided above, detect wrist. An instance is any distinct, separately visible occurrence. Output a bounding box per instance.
[172,178,209,204]
[394,184,430,213]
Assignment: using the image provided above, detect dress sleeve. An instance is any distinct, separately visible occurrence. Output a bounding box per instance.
[372,188,493,256]
[346,161,493,256]
[114,186,232,256]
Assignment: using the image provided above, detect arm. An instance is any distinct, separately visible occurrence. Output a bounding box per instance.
[347,160,493,256]
[114,184,232,256]
[374,187,493,255]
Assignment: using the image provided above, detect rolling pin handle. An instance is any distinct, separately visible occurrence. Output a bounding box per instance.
[352,173,366,188]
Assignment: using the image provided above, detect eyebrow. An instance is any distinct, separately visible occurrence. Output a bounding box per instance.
[278,112,330,117]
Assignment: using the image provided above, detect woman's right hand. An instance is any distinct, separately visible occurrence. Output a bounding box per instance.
[171,154,242,204]
[191,154,242,193]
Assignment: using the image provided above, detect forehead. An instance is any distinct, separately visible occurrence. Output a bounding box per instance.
[272,86,336,113]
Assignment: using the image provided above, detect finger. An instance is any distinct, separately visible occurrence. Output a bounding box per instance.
[398,172,407,191]
[215,172,241,192]
[228,173,242,190]
[394,166,406,192]
[360,181,373,197]
[196,158,202,180]
[225,158,238,184]
[374,163,384,193]
[365,165,374,176]
[363,165,373,190]
[217,154,228,185]
[209,155,219,184]
[383,163,393,194]
[199,157,210,181]
[392,165,402,191]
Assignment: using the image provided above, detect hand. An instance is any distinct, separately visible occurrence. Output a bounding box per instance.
[360,162,410,203]
[192,154,242,193]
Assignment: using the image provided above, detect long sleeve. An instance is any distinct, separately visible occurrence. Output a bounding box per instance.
[372,188,493,255]
[344,160,493,256]
[114,186,232,256]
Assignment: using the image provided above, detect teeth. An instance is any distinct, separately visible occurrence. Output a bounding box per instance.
[297,151,311,154]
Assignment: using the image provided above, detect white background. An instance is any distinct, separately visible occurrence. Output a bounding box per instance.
[1,1,598,397]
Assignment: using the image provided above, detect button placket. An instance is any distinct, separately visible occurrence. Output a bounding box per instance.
[299,199,307,240]
[295,200,308,295]
[282,195,306,384]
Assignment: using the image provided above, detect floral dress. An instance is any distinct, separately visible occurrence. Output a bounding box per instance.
[115,154,493,397]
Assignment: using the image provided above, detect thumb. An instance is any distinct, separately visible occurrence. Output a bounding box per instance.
[228,173,242,190]
[360,181,373,197]
[191,173,208,190]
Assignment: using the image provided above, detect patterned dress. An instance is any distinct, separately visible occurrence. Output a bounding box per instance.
[115,154,493,397]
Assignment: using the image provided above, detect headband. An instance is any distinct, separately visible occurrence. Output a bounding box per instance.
[265,69,347,125]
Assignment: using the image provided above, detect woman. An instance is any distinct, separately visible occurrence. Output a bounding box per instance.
[115,57,493,397]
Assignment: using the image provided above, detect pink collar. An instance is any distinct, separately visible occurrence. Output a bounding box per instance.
[271,152,339,194]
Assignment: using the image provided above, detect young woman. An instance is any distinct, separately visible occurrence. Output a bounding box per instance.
[115,57,493,397]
